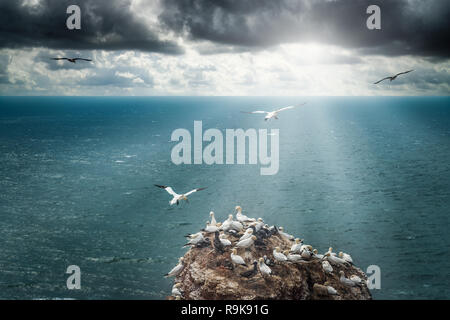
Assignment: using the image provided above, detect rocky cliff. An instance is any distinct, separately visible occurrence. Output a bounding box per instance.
[168,218,372,300]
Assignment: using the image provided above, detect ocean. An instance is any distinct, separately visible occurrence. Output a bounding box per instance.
[0,96,449,299]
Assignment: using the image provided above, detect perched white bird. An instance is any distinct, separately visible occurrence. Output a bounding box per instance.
[273,247,288,262]
[183,233,205,247]
[231,248,246,266]
[290,238,303,253]
[339,271,356,287]
[239,228,254,241]
[230,219,244,232]
[154,185,206,206]
[312,249,324,259]
[209,211,217,226]
[235,235,256,249]
[374,70,414,84]
[327,286,338,295]
[324,247,337,257]
[202,222,221,233]
[171,283,183,297]
[300,249,312,260]
[164,257,184,278]
[258,257,272,276]
[219,234,232,247]
[241,103,306,121]
[324,252,347,265]
[322,260,333,274]
[235,206,256,223]
[184,231,203,239]
[285,250,303,262]
[339,252,353,264]
[350,275,362,284]
[255,218,264,231]
[221,215,234,231]
[278,227,295,241]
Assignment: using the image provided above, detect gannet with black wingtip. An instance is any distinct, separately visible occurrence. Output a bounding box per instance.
[374,70,414,84]
[209,211,217,226]
[273,247,288,262]
[290,238,303,253]
[154,185,207,206]
[202,222,221,233]
[278,227,295,241]
[235,206,256,223]
[324,247,337,257]
[285,250,303,262]
[312,249,324,259]
[239,228,254,241]
[219,234,232,247]
[184,231,203,239]
[235,235,256,249]
[183,233,205,247]
[339,252,353,264]
[258,257,272,276]
[339,271,356,287]
[51,57,92,64]
[164,257,184,278]
[171,283,183,297]
[324,252,347,265]
[241,103,306,121]
[231,248,246,266]
[322,260,333,274]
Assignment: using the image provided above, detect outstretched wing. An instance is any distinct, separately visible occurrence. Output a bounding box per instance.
[241,111,268,114]
[184,187,207,197]
[51,58,68,61]
[275,106,295,113]
[154,184,178,196]
[74,58,92,62]
[374,77,391,84]
[396,70,414,77]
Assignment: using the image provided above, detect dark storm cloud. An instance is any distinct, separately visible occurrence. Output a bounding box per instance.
[0,0,183,54]
[159,0,450,58]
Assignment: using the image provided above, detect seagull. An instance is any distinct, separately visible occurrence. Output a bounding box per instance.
[241,103,306,121]
[154,185,206,205]
[51,57,92,64]
[164,257,184,278]
[373,70,414,84]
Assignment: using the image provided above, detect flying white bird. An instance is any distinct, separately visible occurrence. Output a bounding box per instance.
[374,70,414,84]
[154,185,206,205]
[241,103,306,121]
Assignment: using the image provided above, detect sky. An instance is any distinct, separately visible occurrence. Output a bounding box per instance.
[0,0,449,96]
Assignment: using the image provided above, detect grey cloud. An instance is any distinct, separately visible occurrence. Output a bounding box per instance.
[0,0,183,54]
[159,0,450,58]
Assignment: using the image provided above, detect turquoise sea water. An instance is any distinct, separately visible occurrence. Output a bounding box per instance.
[0,96,449,299]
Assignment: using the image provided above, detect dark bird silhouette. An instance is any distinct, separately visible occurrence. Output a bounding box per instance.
[240,261,258,278]
[51,57,92,64]
[213,231,225,253]
[374,70,414,84]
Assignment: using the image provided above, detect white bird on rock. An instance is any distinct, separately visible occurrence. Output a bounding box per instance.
[164,257,184,278]
[231,248,246,266]
[235,206,256,223]
[273,247,288,262]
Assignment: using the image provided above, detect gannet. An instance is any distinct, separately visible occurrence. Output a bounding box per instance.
[241,103,306,121]
[235,235,256,249]
[239,228,254,241]
[235,206,256,223]
[312,249,324,259]
[300,249,312,260]
[164,257,184,278]
[339,271,356,287]
[285,250,303,262]
[221,215,234,231]
[202,222,221,233]
[324,252,347,265]
[263,255,274,267]
[349,275,362,284]
[209,211,217,226]
[374,70,414,84]
[183,233,205,247]
[273,247,288,262]
[322,260,333,274]
[258,257,272,276]
[154,185,206,206]
[324,247,337,257]
[339,252,353,264]
[171,283,183,297]
[230,219,244,232]
[240,261,258,278]
[290,238,303,253]
[231,248,246,266]
[219,234,232,247]
[51,57,92,64]
[255,218,264,231]
[278,227,295,241]
[327,286,338,295]
[214,231,225,253]
[184,231,203,239]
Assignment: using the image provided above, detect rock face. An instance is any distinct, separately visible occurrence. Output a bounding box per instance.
[170,228,372,300]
